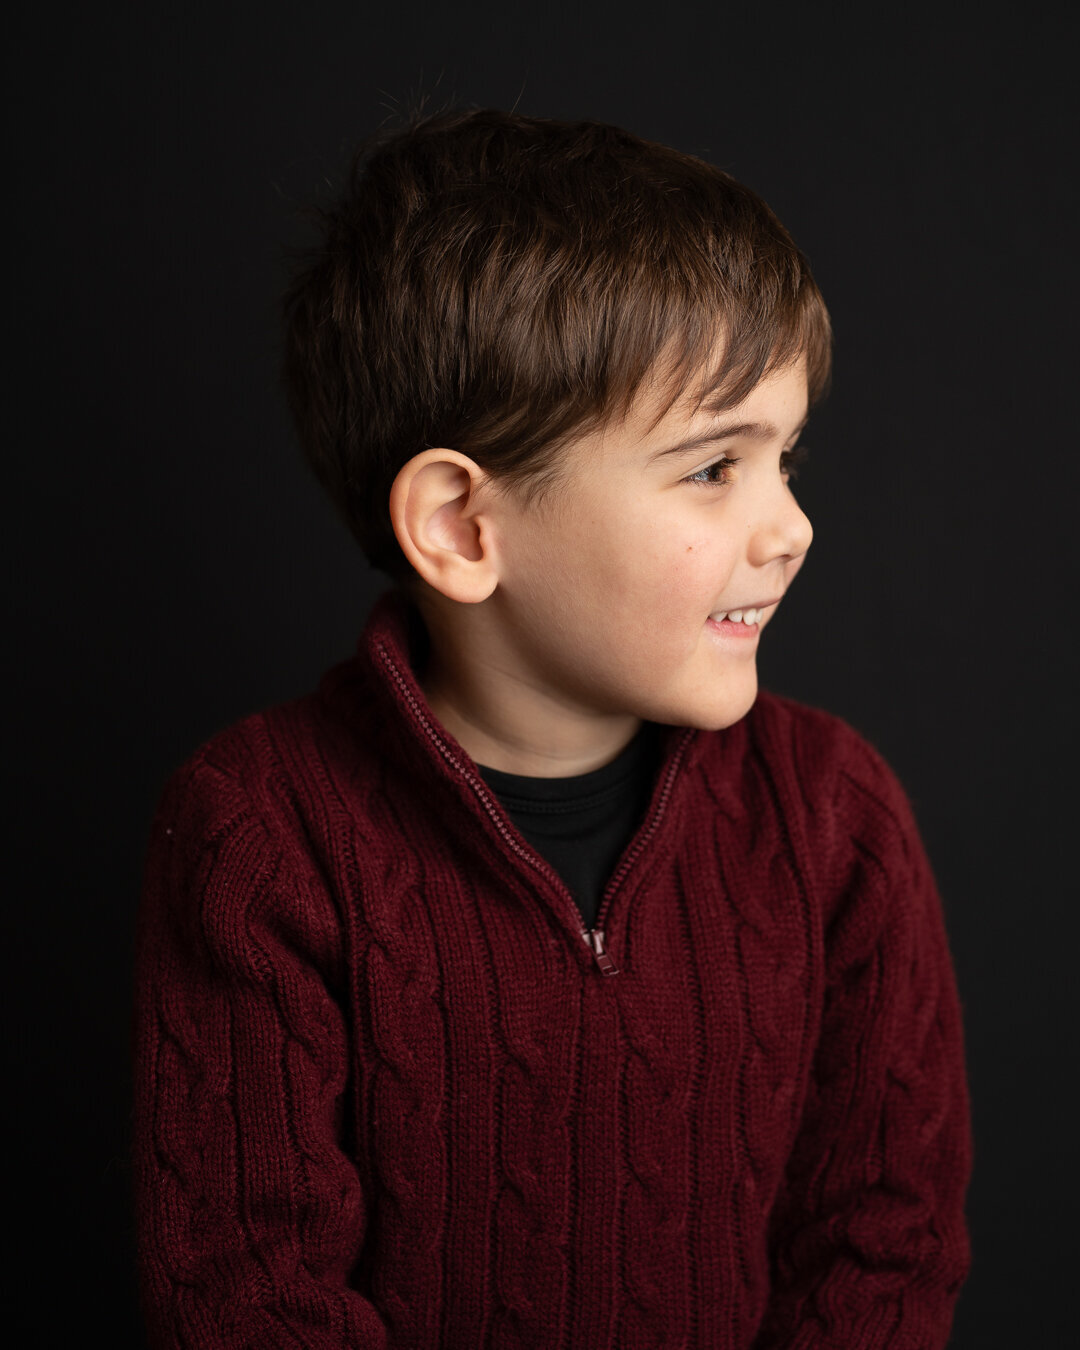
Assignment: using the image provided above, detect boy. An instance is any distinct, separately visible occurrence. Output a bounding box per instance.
[133,108,972,1347]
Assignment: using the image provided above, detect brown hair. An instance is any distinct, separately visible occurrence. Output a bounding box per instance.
[282,106,832,579]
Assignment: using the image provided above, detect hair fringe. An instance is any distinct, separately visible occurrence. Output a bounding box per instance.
[281,106,833,578]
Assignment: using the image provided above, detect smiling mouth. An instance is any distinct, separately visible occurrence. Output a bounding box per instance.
[708,598,780,627]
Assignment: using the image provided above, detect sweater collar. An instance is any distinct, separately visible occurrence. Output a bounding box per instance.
[356,586,709,802]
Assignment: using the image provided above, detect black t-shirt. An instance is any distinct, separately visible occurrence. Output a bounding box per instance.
[477,723,663,931]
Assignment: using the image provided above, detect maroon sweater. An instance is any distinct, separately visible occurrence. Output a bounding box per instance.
[132,590,973,1348]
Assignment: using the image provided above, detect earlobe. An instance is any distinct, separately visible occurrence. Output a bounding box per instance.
[388,450,499,603]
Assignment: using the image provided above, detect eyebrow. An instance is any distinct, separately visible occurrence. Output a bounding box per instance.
[648,415,809,463]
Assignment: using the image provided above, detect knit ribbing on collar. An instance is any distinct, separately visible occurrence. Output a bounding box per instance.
[352,585,708,848]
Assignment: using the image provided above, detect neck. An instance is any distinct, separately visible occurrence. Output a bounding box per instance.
[414,596,642,778]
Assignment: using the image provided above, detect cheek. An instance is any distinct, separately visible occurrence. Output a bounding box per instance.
[597,527,693,615]
[665,534,738,603]
[608,535,726,644]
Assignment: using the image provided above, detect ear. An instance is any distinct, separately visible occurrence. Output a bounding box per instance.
[388,449,500,603]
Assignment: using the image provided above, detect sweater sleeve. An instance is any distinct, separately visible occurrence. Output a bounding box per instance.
[753,734,973,1349]
[132,753,392,1348]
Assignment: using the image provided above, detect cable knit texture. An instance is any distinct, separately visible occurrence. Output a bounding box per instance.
[133,589,973,1348]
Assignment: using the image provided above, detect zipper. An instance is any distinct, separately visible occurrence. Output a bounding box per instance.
[587,725,696,942]
[584,928,619,975]
[374,638,694,976]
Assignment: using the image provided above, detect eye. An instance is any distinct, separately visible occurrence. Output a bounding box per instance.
[683,454,742,487]
[780,443,809,481]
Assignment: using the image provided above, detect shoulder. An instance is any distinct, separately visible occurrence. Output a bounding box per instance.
[141,676,376,971]
[745,687,903,794]
[145,647,386,896]
[694,686,904,806]
[719,688,929,904]
[152,697,312,837]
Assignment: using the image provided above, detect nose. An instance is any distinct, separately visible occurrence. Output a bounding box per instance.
[746,481,813,567]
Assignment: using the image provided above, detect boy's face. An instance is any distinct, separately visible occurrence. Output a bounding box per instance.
[481,357,813,733]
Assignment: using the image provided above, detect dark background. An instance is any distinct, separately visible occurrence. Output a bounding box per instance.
[10,2,1078,1345]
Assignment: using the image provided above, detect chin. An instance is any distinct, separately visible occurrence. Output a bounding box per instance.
[655,679,759,734]
[693,702,757,733]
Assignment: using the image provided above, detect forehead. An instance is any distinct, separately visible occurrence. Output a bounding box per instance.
[595,354,811,460]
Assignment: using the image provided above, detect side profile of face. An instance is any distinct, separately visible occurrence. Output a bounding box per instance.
[479,358,812,730]
[394,354,814,772]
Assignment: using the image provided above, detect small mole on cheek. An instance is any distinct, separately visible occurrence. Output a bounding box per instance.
[686,545,693,552]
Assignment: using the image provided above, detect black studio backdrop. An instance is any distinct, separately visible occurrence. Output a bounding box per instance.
[9,3,1078,1345]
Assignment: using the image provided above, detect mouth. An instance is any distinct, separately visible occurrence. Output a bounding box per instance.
[708,598,781,628]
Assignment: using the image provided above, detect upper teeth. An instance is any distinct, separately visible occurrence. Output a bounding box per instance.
[711,607,763,625]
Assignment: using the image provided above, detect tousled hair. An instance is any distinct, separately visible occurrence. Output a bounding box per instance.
[282,106,832,579]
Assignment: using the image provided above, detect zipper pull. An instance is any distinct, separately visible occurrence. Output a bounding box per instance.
[584,928,620,976]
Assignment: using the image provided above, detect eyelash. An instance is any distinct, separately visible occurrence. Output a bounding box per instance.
[683,443,810,487]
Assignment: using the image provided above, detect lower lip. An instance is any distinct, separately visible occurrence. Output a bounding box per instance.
[707,617,760,639]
